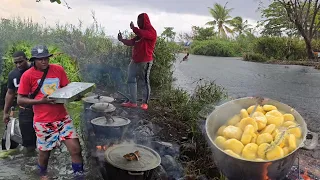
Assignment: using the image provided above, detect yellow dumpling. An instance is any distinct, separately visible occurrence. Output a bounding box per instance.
[252,112,267,130]
[266,146,284,160]
[251,133,258,143]
[282,147,289,156]
[217,125,227,136]
[288,126,302,138]
[272,129,279,139]
[257,143,270,159]
[239,117,258,131]
[241,125,255,145]
[247,105,265,114]
[265,110,284,127]
[257,133,273,145]
[282,121,296,127]
[222,126,243,140]
[240,109,249,119]
[227,115,241,126]
[263,105,277,112]
[261,124,276,134]
[288,134,297,152]
[224,139,244,155]
[242,143,259,160]
[224,149,241,158]
[214,136,227,149]
[283,114,295,121]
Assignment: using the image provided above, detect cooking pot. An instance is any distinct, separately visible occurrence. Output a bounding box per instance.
[102,144,161,180]
[91,115,131,138]
[82,95,115,122]
[205,97,318,180]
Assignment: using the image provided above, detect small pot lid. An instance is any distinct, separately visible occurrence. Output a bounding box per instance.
[105,144,161,172]
[89,103,116,113]
[82,95,115,104]
[91,116,131,127]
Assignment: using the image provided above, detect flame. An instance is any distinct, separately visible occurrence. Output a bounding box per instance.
[262,162,272,180]
[96,145,109,151]
[300,169,311,180]
[96,146,102,150]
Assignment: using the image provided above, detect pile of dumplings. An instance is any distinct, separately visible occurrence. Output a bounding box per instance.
[214,104,302,161]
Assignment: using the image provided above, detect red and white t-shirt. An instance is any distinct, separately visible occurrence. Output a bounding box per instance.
[18,64,69,123]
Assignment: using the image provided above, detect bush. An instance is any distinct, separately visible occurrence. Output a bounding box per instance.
[243,52,268,62]
[0,41,81,87]
[253,36,306,60]
[191,39,239,57]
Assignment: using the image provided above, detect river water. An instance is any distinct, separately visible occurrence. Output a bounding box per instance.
[174,54,320,133]
[0,54,319,179]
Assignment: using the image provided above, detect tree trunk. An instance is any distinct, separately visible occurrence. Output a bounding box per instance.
[303,36,314,60]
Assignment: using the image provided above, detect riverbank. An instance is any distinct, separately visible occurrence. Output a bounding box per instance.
[266,60,320,69]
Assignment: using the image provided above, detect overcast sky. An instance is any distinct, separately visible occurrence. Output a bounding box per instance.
[1,0,270,38]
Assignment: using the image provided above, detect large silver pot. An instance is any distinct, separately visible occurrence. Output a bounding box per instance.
[205,97,318,180]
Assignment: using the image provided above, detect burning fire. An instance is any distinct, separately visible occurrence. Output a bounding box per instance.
[299,169,312,180]
[262,162,272,180]
[96,145,108,151]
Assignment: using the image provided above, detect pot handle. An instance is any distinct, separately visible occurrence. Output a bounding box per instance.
[128,171,144,176]
[302,130,318,150]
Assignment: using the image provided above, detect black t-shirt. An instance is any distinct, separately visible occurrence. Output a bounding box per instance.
[7,65,32,108]
[7,66,31,92]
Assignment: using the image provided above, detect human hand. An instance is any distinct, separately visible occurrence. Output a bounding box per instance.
[130,21,134,29]
[3,113,10,124]
[40,95,56,104]
[117,30,123,41]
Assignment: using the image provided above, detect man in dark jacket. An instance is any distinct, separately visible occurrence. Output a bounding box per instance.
[118,13,157,110]
[2,51,36,153]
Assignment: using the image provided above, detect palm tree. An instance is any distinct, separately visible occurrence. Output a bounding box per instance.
[230,16,252,35]
[206,2,234,38]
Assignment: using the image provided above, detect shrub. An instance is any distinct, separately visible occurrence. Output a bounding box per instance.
[253,36,306,60]
[243,52,268,62]
[191,39,238,57]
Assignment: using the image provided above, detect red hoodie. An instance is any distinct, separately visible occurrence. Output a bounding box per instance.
[122,13,157,63]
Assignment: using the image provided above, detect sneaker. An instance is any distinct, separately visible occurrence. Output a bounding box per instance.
[121,102,138,108]
[141,103,148,110]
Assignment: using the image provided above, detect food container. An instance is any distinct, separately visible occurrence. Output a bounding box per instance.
[48,82,95,104]
[82,95,115,110]
[102,144,161,180]
[91,116,131,139]
[205,97,318,180]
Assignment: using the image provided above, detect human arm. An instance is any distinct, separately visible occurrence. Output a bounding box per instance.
[132,27,156,40]
[17,94,55,106]
[59,66,70,88]
[3,89,15,124]
[118,30,136,46]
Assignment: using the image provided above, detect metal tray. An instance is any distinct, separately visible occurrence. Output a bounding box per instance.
[48,82,95,104]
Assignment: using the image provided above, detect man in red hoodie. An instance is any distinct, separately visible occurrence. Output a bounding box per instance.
[118,13,157,110]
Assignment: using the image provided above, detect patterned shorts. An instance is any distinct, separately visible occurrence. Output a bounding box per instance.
[34,115,78,151]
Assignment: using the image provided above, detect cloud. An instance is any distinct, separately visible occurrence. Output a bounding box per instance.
[0,0,265,38]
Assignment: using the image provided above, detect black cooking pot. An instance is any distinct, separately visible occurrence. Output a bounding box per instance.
[102,144,161,180]
[91,116,131,139]
[82,95,115,122]
[205,97,319,180]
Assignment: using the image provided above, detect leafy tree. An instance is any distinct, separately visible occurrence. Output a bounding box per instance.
[191,26,216,40]
[259,1,298,36]
[275,0,320,59]
[161,27,176,42]
[206,2,234,38]
[230,16,252,35]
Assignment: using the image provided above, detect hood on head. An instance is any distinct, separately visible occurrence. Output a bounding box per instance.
[139,13,153,30]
